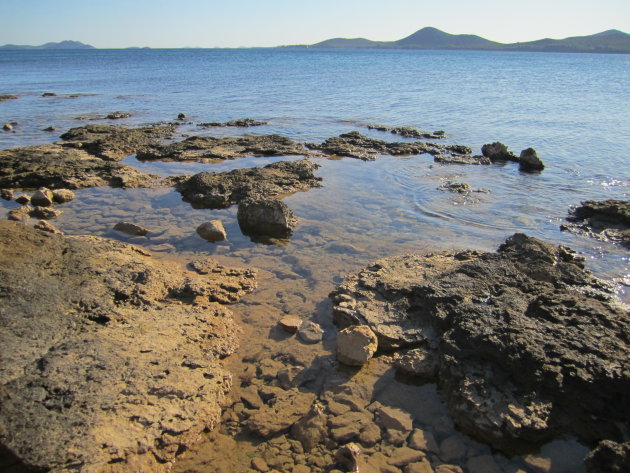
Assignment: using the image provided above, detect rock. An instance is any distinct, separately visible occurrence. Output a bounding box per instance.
[0,189,13,200]
[252,456,270,472]
[564,199,630,248]
[240,385,264,409]
[408,429,439,454]
[177,113,187,120]
[358,422,382,446]
[336,325,378,366]
[523,454,552,473]
[238,198,297,238]
[367,124,445,140]
[376,406,413,432]
[335,443,363,472]
[0,94,18,101]
[186,257,257,304]
[393,348,438,379]
[114,221,149,236]
[176,158,321,209]
[43,125,56,132]
[519,147,544,172]
[0,142,178,190]
[7,205,31,222]
[137,134,303,161]
[0,221,248,472]
[585,440,630,473]
[30,188,54,207]
[387,447,425,467]
[481,142,518,162]
[33,220,62,235]
[467,455,502,473]
[30,206,62,220]
[291,403,328,451]
[437,181,471,194]
[198,118,268,127]
[434,466,463,473]
[330,233,630,453]
[307,131,470,161]
[405,460,434,473]
[42,92,57,97]
[51,189,75,204]
[2,123,13,131]
[298,321,323,344]
[247,389,317,438]
[279,315,303,334]
[15,194,31,205]
[196,220,227,242]
[106,111,132,120]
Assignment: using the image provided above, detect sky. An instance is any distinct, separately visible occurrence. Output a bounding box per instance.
[0,0,628,48]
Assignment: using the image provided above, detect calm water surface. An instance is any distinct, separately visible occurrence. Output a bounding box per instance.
[1,49,629,472]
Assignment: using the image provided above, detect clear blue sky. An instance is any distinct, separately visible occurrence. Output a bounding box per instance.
[1,0,628,48]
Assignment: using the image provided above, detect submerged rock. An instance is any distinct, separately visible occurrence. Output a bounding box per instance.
[564,199,630,248]
[198,118,268,127]
[113,221,149,236]
[0,220,256,472]
[330,233,630,453]
[30,206,62,220]
[279,315,303,334]
[105,111,132,120]
[237,198,297,238]
[247,389,317,438]
[367,124,446,139]
[176,158,321,208]
[137,134,305,161]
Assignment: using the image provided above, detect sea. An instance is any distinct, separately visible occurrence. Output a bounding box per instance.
[1,48,629,471]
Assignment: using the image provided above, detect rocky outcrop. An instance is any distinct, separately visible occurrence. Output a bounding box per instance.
[585,440,630,473]
[481,142,518,162]
[0,143,180,190]
[563,199,630,248]
[519,147,544,172]
[237,198,297,239]
[0,221,257,472]
[367,124,446,139]
[0,94,18,101]
[330,233,629,453]
[176,158,321,208]
[307,131,471,161]
[105,111,132,120]
[198,118,268,127]
[60,124,176,161]
[136,134,306,161]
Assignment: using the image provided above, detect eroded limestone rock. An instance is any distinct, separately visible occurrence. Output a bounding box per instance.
[564,199,630,248]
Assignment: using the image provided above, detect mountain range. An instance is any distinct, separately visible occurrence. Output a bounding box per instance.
[308,27,630,54]
[0,40,95,50]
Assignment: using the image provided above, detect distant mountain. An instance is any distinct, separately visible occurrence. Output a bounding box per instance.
[306,27,630,54]
[0,40,95,50]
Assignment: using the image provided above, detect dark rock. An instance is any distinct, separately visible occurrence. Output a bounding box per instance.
[176,158,321,208]
[30,188,54,207]
[0,189,13,200]
[15,194,30,205]
[481,142,518,162]
[3,123,13,131]
[196,220,227,242]
[519,147,544,172]
[434,154,491,165]
[393,348,438,379]
[105,111,132,120]
[43,125,56,132]
[330,233,629,453]
[308,131,469,161]
[585,440,630,473]
[0,94,18,101]
[41,92,57,97]
[51,189,75,204]
[367,124,445,139]
[60,124,176,161]
[177,113,186,120]
[197,118,267,127]
[0,143,179,190]
[113,221,149,236]
[438,181,471,194]
[237,198,297,238]
[565,199,630,248]
[137,134,305,161]
[0,221,252,471]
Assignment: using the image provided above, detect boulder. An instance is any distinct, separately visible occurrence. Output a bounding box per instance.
[30,188,54,207]
[336,325,378,366]
[113,221,149,236]
[238,198,297,238]
[519,147,544,172]
[481,142,518,162]
[331,233,630,453]
[196,220,227,242]
[52,189,76,204]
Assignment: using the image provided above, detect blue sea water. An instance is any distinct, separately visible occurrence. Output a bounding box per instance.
[1,48,629,470]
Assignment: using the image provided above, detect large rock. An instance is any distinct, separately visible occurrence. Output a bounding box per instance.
[564,199,630,248]
[330,233,630,453]
[137,134,304,161]
[30,188,54,206]
[237,198,297,238]
[176,158,321,208]
[196,219,227,242]
[481,142,518,162]
[307,131,471,161]
[336,325,378,366]
[519,147,544,172]
[0,221,256,472]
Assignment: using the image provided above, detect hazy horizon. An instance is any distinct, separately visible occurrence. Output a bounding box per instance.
[1,0,629,49]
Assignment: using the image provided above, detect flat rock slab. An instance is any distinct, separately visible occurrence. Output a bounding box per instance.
[176,158,321,209]
[0,221,257,472]
[564,199,630,248]
[247,389,317,438]
[331,232,630,453]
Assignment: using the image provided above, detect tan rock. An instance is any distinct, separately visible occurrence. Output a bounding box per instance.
[408,429,439,454]
[336,325,378,366]
[52,189,76,204]
[291,403,328,451]
[30,188,54,207]
[405,460,434,473]
[279,314,303,333]
[113,221,149,236]
[247,389,317,438]
[252,456,270,472]
[434,466,463,473]
[30,206,62,220]
[387,446,425,467]
[3,123,13,131]
[376,405,413,432]
[34,220,62,235]
[196,219,227,242]
[298,321,323,344]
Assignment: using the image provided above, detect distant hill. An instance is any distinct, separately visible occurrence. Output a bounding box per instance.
[306,27,630,54]
[0,40,95,50]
